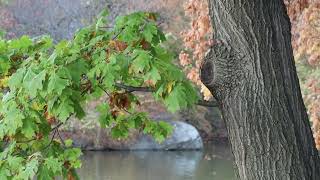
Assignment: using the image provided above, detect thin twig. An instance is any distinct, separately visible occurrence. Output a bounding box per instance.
[115,83,153,92]
[196,100,219,107]
[81,86,92,95]
[121,108,133,115]
[98,26,113,29]
[16,116,71,148]
[57,129,66,147]
[98,85,111,97]
[112,27,125,40]
[42,129,58,151]
[51,122,63,132]
[16,138,37,144]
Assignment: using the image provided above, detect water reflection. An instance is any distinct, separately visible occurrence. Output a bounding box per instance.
[78,142,235,180]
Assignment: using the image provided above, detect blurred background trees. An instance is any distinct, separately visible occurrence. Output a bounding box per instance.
[285,0,320,149]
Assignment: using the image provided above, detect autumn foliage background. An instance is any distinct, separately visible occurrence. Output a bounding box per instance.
[286,0,320,149]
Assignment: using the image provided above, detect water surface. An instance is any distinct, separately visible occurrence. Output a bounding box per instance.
[78,142,235,180]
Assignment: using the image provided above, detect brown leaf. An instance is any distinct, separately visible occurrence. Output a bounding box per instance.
[67,171,75,180]
[109,40,128,52]
[140,39,151,50]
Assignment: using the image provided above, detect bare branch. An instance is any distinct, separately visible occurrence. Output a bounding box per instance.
[98,26,113,29]
[57,129,66,147]
[112,27,125,40]
[42,128,58,151]
[196,100,219,107]
[98,85,111,97]
[51,122,63,132]
[114,83,218,107]
[115,83,153,92]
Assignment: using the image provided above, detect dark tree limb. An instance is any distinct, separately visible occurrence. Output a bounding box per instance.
[114,83,218,107]
[196,100,218,107]
[115,83,153,92]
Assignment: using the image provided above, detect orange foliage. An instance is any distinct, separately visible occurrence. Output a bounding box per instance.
[286,0,320,149]
[179,0,213,101]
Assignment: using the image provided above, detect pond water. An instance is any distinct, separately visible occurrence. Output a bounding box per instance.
[78,142,236,180]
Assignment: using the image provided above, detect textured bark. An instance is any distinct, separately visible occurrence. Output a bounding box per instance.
[200,0,320,179]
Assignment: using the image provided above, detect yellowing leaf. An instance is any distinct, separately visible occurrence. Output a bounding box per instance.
[167,81,175,93]
[31,102,43,111]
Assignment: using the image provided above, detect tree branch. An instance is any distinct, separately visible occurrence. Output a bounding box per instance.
[114,83,218,107]
[57,129,66,147]
[115,83,153,92]
[42,128,58,151]
[112,27,125,40]
[196,100,218,107]
[98,85,111,97]
[51,122,63,132]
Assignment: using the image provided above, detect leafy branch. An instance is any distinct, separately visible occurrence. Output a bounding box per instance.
[0,11,212,179]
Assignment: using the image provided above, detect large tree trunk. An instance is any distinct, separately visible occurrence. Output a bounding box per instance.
[200,0,320,179]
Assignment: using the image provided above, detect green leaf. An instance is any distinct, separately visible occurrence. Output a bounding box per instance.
[62,148,82,168]
[111,122,129,138]
[164,82,198,112]
[8,67,26,89]
[143,23,158,42]
[0,167,9,180]
[164,84,187,112]
[154,45,172,62]
[57,98,74,122]
[144,67,161,85]
[17,158,39,180]
[158,121,173,137]
[73,101,85,120]
[97,103,113,127]
[67,60,88,84]
[0,40,7,53]
[37,165,52,180]
[127,113,145,129]
[44,157,62,174]
[3,105,25,135]
[0,56,10,75]
[65,139,73,147]
[48,73,69,95]
[7,156,24,171]
[9,35,33,50]
[23,70,46,97]
[143,120,156,134]
[21,118,37,139]
[35,35,53,50]
[55,40,69,55]
[131,50,151,73]
[48,52,57,64]
[0,142,16,160]
[154,132,165,143]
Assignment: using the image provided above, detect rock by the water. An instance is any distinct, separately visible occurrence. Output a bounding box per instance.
[131,121,203,150]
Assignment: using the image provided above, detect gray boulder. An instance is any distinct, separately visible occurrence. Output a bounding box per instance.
[131,121,203,150]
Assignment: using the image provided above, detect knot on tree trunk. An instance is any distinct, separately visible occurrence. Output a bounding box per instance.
[200,42,246,100]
